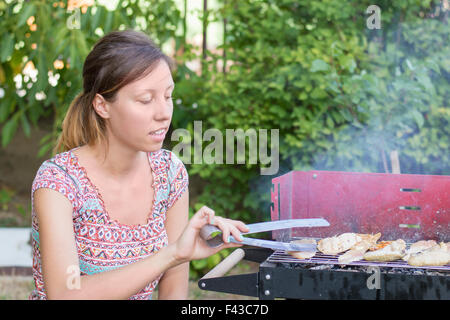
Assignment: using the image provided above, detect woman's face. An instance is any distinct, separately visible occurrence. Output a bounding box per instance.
[104,59,174,153]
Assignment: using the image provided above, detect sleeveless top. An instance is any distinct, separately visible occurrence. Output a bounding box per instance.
[29,147,188,300]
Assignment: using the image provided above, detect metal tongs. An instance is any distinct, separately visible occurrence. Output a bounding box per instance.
[200,218,329,252]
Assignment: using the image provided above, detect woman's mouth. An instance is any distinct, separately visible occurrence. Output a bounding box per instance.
[149,127,167,142]
[149,128,166,135]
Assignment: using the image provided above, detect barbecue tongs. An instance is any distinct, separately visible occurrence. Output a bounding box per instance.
[200,218,329,252]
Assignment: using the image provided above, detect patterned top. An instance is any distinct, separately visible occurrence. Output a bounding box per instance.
[29,147,188,300]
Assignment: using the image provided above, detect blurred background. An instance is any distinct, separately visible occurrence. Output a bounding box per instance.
[0,0,448,299]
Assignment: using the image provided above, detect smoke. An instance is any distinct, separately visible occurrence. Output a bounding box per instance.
[246,4,450,221]
[308,7,449,176]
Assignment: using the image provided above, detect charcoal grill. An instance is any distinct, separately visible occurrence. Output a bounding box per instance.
[198,171,450,300]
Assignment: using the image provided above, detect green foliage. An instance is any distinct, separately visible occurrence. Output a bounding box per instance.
[170,0,449,233]
[0,187,15,211]
[0,0,183,148]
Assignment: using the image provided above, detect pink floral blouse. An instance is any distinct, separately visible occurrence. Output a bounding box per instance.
[29,147,188,300]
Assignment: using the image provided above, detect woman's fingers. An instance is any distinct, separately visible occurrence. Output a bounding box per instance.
[229,219,250,234]
[190,206,215,229]
[208,216,229,243]
[212,217,248,243]
[200,206,215,224]
[192,205,249,245]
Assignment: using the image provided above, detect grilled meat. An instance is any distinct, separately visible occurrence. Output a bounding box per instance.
[408,242,450,267]
[363,239,406,262]
[288,239,317,260]
[402,240,438,261]
[338,233,381,264]
[318,233,362,255]
[369,241,392,251]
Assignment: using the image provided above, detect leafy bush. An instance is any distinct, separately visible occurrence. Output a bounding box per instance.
[170,0,449,233]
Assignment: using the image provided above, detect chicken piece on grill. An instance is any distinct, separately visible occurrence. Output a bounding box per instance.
[369,241,392,251]
[338,233,381,264]
[402,240,437,261]
[317,233,362,255]
[288,238,317,260]
[363,239,406,262]
[408,242,450,267]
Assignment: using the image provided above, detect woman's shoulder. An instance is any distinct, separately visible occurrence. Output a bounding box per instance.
[151,148,188,183]
[32,148,79,190]
[38,149,75,170]
[153,149,189,208]
[32,149,80,208]
[151,148,186,169]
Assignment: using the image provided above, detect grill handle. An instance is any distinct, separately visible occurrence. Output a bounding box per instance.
[200,248,245,280]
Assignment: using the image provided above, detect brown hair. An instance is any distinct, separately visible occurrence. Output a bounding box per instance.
[53,29,174,154]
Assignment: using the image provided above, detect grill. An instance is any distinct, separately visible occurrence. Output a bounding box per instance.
[268,243,450,272]
[198,171,450,300]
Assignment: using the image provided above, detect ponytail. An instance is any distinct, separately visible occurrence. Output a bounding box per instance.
[53,92,107,155]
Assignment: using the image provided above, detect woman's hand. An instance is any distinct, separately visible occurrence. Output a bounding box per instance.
[172,206,249,263]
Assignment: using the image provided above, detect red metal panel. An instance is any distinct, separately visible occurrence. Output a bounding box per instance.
[271,171,450,242]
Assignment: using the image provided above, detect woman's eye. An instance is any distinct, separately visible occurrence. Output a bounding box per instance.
[139,97,172,104]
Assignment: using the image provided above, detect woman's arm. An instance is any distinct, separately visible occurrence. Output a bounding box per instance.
[35,187,247,300]
[35,188,179,300]
[157,189,189,299]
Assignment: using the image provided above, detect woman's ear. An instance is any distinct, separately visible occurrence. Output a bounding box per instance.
[92,93,111,119]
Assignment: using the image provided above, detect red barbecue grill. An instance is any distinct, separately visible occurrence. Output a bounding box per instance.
[198,171,450,300]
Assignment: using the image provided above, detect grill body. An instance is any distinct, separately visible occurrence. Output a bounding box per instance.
[199,248,449,300]
[270,171,450,242]
[199,171,450,300]
[259,258,449,300]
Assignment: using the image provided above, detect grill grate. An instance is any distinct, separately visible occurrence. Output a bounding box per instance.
[266,239,450,273]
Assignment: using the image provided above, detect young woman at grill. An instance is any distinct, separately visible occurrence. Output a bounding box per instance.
[30,29,248,300]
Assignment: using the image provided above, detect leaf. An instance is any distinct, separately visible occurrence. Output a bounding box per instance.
[37,142,53,158]
[0,95,14,122]
[416,73,433,91]
[339,108,353,122]
[326,116,334,128]
[91,6,105,31]
[0,33,15,63]
[54,26,69,47]
[310,87,328,99]
[74,29,89,58]
[339,55,357,73]
[191,258,207,270]
[69,36,77,68]
[405,59,414,71]
[21,113,31,137]
[104,10,114,33]
[298,92,308,100]
[17,2,36,27]
[310,59,329,72]
[1,116,19,147]
[36,49,48,92]
[411,110,424,128]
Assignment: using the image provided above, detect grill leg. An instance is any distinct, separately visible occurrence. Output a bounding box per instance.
[259,269,275,300]
[198,273,259,297]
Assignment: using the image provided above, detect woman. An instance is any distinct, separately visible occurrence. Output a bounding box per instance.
[30,29,248,300]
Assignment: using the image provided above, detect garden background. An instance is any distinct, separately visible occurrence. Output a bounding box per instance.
[0,0,449,298]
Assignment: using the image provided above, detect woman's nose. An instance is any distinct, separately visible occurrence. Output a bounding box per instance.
[153,97,173,120]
